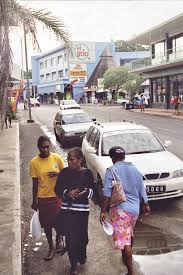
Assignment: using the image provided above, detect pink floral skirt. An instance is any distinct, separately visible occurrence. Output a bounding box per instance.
[109,207,138,250]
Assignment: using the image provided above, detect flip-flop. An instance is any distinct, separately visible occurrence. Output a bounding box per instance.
[56,241,65,253]
[44,249,55,261]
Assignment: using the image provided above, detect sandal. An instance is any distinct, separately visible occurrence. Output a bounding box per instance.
[44,249,55,261]
[56,240,65,253]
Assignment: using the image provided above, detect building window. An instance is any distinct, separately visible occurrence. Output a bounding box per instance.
[65,68,68,77]
[153,41,165,58]
[40,62,44,69]
[46,73,50,81]
[51,57,56,66]
[40,74,44,82]
[45,60,49,68]
[52,72,56,80]
[58,70,63,78]
[57,55,63,64]
[64,53,67,62]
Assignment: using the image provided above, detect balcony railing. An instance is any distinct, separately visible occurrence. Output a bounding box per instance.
[130,46,183,71]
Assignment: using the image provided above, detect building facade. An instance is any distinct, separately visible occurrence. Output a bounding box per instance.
[31,41,115,103]
[129,13,183,109]
[32,41,149,103]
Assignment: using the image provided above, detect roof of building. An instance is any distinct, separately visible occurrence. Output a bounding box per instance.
[128,12,183,45]
[114,51,150,59]
[86,48,117,87]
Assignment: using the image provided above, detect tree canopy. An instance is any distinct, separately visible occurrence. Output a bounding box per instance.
[115,40,149,52]
[103,67,130,89]
[103,66,143,94]
[0,0,72,128]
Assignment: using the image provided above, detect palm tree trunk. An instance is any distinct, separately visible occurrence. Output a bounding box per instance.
[0,0,11,130]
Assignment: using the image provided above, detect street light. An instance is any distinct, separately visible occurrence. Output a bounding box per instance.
[23,24,34,123]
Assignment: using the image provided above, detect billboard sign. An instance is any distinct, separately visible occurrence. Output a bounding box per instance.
[69,64,87,84]
[70,42,96,63]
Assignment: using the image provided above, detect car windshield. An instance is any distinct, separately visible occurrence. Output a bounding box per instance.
[102,129,164,156]
[62,113,91,124]
[62,100,77,105]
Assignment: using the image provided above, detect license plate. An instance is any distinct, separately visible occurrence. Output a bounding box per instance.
[146,185,166,194]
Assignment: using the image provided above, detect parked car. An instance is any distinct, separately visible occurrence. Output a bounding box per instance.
[82,121,183,202]
[30,98,40,107]
[59,99,80,110]
[116,98,130,107]
[54,109,94,147]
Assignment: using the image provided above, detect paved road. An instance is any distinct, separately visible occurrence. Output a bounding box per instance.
[32,104,183,160]
[31,104,183,243]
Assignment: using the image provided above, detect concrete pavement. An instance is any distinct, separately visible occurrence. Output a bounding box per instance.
[0,104,182,275]
[0,122,21,275]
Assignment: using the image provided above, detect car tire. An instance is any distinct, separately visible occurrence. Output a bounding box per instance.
[93,174,104,206]
[54,129,59,141]
[60,133,67,148]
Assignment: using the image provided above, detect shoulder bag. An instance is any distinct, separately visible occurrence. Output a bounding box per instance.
[108,168,126,207]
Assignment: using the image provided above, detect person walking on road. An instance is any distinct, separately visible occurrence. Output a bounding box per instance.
[139,94,145,112]
[100,146,150,275]
[30,135,65,261]
[55,148,95,275]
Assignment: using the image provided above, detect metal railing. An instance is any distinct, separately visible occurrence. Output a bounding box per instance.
[130,46,183,71]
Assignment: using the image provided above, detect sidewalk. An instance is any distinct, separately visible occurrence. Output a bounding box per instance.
[19,109,127,275]
[0,122,21,275]
[129,108,183,120]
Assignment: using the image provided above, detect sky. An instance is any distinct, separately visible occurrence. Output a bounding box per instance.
[11,0,183,67]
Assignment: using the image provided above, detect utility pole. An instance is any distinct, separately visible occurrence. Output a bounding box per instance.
[23,24,34,123]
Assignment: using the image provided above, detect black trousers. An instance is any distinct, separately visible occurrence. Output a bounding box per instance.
[65,211,89,266]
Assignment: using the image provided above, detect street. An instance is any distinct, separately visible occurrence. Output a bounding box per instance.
[31,104,183,246]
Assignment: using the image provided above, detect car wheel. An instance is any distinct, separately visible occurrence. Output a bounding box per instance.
[60,133,67,148]
[54,129,59,141]
[92,174,104,206]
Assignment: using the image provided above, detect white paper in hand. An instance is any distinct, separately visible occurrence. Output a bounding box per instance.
[102,221,114,236]
[30,211,42,241]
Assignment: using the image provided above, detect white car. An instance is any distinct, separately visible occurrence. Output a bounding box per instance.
[54,109,94,147]
[59,99,80,110]
[82,121,183,201]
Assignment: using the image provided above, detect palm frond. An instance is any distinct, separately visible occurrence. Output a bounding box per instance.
[9,0,72,50]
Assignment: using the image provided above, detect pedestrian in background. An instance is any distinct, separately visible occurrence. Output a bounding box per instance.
[30,135,65,261]
[139,94,145,112]
[55,148,95,275]
[173,95,181,115]
[100,146,150,275]
[5,100,12,128]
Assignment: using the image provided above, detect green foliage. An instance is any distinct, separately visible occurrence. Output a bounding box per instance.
[103,67,130,89]
[123,73,143,94]
[103,67,143,94]
[115,40,149,52]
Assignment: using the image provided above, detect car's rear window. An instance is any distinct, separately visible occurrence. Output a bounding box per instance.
[62,113,91,124]
[102,129,164,156]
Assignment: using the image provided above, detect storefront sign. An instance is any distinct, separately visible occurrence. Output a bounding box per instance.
[70,42,96,63]
[69,64,87,84]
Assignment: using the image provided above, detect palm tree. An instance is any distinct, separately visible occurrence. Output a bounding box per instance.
[0,0,72,128]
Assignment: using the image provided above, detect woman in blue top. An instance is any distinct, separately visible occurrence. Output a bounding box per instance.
[100,146,150,275]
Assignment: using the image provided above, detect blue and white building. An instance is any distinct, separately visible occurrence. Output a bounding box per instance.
[31,41,149,103]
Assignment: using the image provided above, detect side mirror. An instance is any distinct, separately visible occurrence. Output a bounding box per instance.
[86,146,96,154]
[164,140,172,147]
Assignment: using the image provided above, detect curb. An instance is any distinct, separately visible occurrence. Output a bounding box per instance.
[13,121,22,275]
[129,110,183,120]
